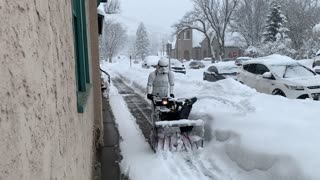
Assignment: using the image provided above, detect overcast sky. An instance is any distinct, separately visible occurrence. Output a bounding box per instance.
[119,0,193,35]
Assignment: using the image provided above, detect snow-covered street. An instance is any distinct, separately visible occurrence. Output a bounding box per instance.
[102,58,320,180]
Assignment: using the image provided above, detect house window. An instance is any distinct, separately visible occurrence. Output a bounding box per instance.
[184,30,191,39]
[72,0,91,113]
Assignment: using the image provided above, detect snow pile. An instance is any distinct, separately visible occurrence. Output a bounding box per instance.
[102,55,320,180]
[143,55,160,66]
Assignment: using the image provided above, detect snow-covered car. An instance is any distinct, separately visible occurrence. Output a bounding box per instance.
[203,61,240,82]
[189,61,205,69]
[313,60,320,74]
[238,55,320,100]
[221,58,234,62]
[235,57,251,66]
[141,56,159,69]
[170,59,186,74]
[312,50,320,74]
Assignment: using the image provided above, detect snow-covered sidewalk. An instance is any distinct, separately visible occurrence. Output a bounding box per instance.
[107,83,232,180]
[102,59,320,180]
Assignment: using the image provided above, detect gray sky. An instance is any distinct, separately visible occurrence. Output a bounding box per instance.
[119,0,193,35]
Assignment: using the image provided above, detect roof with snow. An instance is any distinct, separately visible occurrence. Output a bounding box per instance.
[168,29,205,49]
[97,3,106,16]
[224,32,246,47]
[192,30,204,48]
[243,54,296,66]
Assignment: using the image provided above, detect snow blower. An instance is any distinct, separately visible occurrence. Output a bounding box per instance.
[149,96,204,152]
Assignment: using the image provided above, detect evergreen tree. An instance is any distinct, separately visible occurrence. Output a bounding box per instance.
[263,1,289,42]
[259,0,295,57]
[135,22,149,60]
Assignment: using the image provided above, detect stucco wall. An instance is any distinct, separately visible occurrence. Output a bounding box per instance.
[0,1,98,180]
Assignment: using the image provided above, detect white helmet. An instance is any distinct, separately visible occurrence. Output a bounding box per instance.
[157,58,169,74]
[158,58,169,67]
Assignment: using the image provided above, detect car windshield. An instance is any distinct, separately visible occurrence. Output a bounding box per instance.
[315,61,320,66]
[270,64,315,78]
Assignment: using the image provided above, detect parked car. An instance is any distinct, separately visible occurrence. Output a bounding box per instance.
[312,60,320,74]
[203,61,240,82]
[312,52,320,74]
[221,58,234,62]
[235,57,251,66]
[237,55,320,100]
[189,61,205,69]
[170,59,186,74]
[203,57,213,61]
[141,56,159,69]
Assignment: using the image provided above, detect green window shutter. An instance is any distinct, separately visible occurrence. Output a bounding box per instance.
[72,0,91,113]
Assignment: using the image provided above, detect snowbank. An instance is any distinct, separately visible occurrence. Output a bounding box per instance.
[102,56,320,180]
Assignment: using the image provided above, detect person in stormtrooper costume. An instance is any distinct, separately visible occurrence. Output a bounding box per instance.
[147,58,175,100]
[146,58,197,133]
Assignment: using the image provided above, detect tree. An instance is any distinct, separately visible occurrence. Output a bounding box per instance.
[281,0,320,51]
[258,1,296,57]
[191,0,240,59]
[263,0,289,42]
[103,0,121,14]
[103,19,127,62]
[135,23,150,60]
[231,0,269,46]
[173,10,215,59]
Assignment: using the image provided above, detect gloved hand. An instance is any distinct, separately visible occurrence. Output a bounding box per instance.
[170,94,175,98]
[147,94,153,100]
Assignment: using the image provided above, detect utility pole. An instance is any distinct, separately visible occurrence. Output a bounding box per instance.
[162,39,165,56]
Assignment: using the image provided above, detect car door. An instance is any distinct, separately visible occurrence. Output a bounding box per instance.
[255,64,274,93]
[242,64,257,88]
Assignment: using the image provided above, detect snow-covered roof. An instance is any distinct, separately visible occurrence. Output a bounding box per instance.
[169,35,177,49]
[97,3,106,16]
[224,32,246,47]
[192,30,204,48]
[243,54,296,66]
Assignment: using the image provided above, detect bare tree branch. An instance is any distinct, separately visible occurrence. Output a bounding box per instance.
[104,0,121,14]
[191,0,240,58]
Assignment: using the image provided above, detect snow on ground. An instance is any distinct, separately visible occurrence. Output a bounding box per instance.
[105,77,233,180]
[101,56,320,180]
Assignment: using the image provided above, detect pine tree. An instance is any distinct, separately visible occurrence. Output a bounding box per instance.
[263,1,289,42]
[135,22,149,60]
[259,0,295,57]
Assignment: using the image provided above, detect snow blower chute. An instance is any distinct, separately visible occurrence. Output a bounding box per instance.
[149,96,204,152]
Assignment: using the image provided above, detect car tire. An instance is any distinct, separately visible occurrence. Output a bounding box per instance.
[272,89,286,97]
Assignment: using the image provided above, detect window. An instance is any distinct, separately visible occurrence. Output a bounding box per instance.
[184,30,191,39]
[255,64,269,75]
[245,64,257,74]
[208,66,218,73]
[72,0,91,113]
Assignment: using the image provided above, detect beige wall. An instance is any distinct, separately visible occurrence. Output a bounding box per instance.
[0,0,101,179]
[175,29,193,60]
